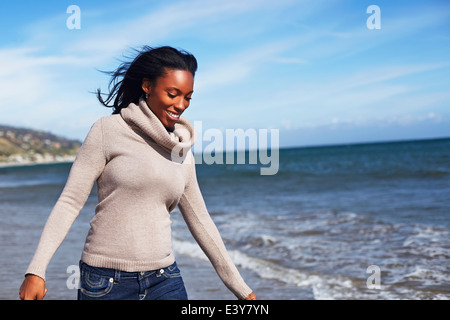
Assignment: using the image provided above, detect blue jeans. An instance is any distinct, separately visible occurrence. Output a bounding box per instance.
[77,260,188,300]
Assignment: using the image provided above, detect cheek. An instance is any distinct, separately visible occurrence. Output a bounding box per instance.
[157,95,174,109]
[149,96,170,113]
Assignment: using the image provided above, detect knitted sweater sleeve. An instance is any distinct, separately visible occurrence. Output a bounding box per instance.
[25,119,106,280]
[177,151,253,300]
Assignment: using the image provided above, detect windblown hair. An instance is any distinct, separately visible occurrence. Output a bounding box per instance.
[97,46,198,114]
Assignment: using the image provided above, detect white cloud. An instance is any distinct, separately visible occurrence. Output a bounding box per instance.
[0,0,303,139]
[243,62,450,133]
[0,45,107,136]
[194,38,299,90]
[63,0,298,63]
[1,0,449,144]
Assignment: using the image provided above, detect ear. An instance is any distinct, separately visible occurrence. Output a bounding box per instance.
[141,78,152,95]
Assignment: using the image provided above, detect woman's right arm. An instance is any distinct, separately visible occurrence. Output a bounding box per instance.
[20,119,107,300]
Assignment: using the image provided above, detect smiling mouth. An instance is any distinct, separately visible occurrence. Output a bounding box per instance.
[165,110,181,120]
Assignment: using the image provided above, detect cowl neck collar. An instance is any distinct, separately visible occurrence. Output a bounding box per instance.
[120,98,196,159]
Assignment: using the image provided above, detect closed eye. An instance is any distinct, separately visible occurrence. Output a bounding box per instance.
[166,88,193,101]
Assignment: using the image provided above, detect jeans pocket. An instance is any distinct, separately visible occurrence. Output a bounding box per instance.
[80,270,114,298]
[162,262,181,279]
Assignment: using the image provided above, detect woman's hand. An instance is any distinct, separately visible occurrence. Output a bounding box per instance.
[244,292,257,300]
[19,274,47,300]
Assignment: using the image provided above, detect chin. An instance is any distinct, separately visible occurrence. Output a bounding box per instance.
[163,119,176,129]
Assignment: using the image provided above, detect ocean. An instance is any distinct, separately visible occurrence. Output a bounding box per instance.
[1,138,449,300]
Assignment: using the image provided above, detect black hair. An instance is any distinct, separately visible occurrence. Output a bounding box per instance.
[96,46,198,114]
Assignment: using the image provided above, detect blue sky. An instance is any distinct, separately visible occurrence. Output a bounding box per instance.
[0,0,449,148]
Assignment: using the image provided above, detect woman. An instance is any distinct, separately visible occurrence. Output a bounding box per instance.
[19,46,256,300]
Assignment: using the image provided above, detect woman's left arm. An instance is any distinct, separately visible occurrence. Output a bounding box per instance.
[177,151,255,300]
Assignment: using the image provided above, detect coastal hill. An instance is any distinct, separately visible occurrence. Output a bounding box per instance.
[0,124,81,165]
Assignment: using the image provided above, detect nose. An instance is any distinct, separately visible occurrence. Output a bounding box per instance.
[174,98,187,112]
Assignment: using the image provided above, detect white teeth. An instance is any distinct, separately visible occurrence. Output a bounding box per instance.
[166,110,180,119]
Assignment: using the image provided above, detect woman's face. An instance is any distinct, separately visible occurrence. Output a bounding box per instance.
[142,69,194,129]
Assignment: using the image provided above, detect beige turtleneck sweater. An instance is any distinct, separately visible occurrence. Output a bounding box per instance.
[25,98,252,299]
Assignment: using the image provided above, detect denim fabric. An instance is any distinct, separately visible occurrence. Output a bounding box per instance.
[77,261,188,300]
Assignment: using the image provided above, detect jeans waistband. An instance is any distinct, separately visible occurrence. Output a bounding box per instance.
[79,260,177,282]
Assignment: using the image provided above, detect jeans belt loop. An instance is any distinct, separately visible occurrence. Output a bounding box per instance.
[114,269,120,284]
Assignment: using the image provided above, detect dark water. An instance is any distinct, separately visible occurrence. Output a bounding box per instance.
[1,138,449,299]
